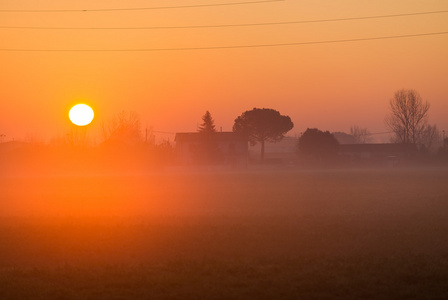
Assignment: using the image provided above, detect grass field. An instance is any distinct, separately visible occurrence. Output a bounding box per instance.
[1,168,448,299]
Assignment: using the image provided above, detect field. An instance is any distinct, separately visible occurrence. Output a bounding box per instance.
[1,168,448,299]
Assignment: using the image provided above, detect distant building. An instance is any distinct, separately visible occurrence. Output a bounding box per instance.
[249,136,298,164]
[332,132,357,144]
[338,143,418,166]
[175,132,248,165]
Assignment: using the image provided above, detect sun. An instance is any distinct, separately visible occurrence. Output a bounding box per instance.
[69,104,94,126]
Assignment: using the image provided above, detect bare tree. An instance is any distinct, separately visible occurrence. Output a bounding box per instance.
[419,124,440,152]
[66,127,89,147]
[350,125,371,144]
[385,89,430,144]
[101,111,142,146]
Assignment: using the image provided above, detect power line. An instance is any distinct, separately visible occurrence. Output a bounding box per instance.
[2,9,447,30]
[0,31,447,52]
[368,131,394,136]
[0,0,283,13]
[152,130,176,135]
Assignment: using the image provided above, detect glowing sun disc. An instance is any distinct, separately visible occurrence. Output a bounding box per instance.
[69,104,94,126]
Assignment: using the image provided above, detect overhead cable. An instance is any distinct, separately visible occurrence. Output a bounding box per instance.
[2,9,447,29]
[0,0,284,13]
[1,31,447,52]
[368,131,394,136]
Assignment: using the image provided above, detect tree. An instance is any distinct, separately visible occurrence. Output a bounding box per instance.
[385,89,430,144]
[233,108,293,161]
[419,123,440,153]
[297,128,339,165]
[350,125,371,144]
[101,111,142,146]
[198,111,217,134]
[195,111,220,163]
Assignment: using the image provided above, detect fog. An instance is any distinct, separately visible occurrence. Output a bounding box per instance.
[2,145,448,298]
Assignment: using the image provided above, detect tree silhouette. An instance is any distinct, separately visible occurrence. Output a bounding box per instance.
[385,89,430,144]
[298,128,339,165]
[195,111,220,163]
[419,124,440,153]
[101,111,142,146]
[233,108,293,161]
[198,111,216,134]
[350,125,371,144]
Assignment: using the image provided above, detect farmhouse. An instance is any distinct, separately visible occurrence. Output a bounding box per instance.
[175,132,248,165]
[249,136,298,164]
[338,143,418,166]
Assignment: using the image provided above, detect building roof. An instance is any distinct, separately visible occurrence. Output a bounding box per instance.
[175,132,247,143]
[338,143,417,154]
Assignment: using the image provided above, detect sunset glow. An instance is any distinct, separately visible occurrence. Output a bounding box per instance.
[0,0,447,140]
[1,1,448,299]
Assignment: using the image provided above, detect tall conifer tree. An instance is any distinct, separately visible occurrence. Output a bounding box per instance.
[198,111,217,134]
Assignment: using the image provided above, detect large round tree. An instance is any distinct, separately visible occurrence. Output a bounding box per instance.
[297,128,339,165]
[233,108,293,161]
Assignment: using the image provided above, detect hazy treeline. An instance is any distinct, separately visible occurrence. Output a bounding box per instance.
[0,141,174,176]
[1,89,447,174]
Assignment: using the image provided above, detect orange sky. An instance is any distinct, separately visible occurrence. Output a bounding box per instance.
[1,0,447,143]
